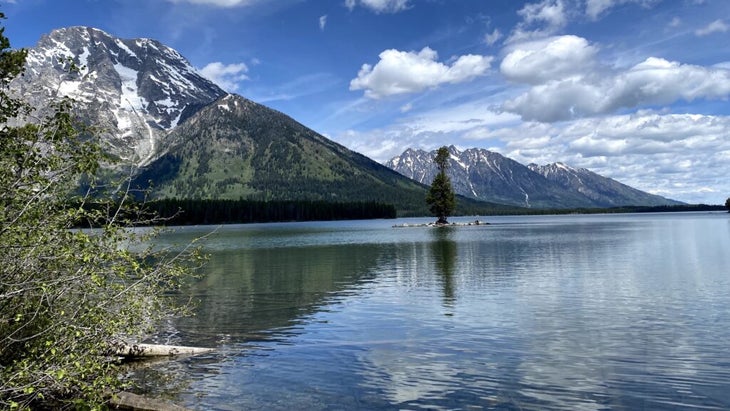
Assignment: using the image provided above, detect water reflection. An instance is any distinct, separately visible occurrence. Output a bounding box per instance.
[137,214,730,410]
[170,242,383,347]
[430,228,457,310]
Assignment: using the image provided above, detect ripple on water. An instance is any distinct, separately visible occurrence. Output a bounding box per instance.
[140,213,730,410]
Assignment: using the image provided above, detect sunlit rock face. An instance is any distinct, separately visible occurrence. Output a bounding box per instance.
[13,26,225,165]
[386,146,683,208]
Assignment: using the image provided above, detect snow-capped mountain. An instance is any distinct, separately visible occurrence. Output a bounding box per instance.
[386,146,682,208]
[9,26,436,213]
[527,162,682,207]
[11,26,225,165]
[11,26,682,211]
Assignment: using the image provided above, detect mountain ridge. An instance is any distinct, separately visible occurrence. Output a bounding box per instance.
[12,26,225,165]
[11,26,680,213]
[386,146,682,208]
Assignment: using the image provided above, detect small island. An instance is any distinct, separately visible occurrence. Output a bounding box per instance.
[393,219,489,228]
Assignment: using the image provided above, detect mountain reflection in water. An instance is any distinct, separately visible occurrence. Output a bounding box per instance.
[133,214,730,410]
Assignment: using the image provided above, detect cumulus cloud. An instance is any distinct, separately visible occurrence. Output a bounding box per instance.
[350,47,493,99]
[199,62,249,92]
[344,0,410,14]
[319,15,327,31]
[695,19,728,36]
[335,108,730,203]
[465,112,730,203]
[501,35,598,84]
[499,36,730,122]
[507,0,567,43]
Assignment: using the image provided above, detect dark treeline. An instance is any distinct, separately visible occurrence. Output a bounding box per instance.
[147,198,397,225]
[71,200,722,228]
[510,203,727,216]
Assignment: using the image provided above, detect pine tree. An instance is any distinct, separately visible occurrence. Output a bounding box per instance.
[426,146,456,224]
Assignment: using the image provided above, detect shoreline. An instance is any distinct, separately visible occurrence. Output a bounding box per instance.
[393,220,489,228]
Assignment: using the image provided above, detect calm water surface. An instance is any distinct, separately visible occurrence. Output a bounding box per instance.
[139,212,730,410]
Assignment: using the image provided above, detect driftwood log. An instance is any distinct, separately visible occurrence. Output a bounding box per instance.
[106,344,212,410]
[115,343,214,358]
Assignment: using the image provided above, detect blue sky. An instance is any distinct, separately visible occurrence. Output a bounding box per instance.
[3,0,730,204]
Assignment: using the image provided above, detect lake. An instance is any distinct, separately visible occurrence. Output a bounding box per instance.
[135,212,730,410]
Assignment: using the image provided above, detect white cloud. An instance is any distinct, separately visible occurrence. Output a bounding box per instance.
[521,0,567,27]
[484,29,503,46]
[332,102,519,162]
[506,0,661,41]
[695,19,728,36]
[334,108,730,203]
[468,112,730,204]
[499,35,730,122]
[584,0,660,20]
[403,103,519,135]
[335,128,407,162]
[350,47,493,99]
[507,0,567,43]
[319,15,327,31]
[501,35,598,84]
[199,62,249,92]
[344,0,410,13]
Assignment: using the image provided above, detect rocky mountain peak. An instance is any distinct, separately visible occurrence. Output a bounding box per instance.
[13,26,226,165]
[387,147,683,208]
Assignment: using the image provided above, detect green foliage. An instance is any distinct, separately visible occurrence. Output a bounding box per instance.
[726,197,730,212]
[0,16,199,409]
[131,94,433,215]
[426,146,456,224]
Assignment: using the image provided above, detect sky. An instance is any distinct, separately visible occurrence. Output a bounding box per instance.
[2,0,730,204]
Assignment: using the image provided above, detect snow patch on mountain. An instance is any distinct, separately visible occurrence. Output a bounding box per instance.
[11,26,227,166]
[387,146,683,208]
[114,63,146,114]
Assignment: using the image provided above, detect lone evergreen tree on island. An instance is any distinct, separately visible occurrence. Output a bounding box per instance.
[426,146,456,224]
[725,197,730,213]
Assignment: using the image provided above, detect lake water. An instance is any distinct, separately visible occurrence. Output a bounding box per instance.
[136,212,730,410]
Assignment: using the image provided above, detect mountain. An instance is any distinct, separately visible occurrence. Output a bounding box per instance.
[11,26,225,165]
[132,93,435,214]
[386,146,681,208]
[527,162,683,207]
[15,26,671,214]
[14,26,490,215]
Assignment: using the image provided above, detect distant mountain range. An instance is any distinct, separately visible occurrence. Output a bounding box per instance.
[10,26,681,213]
[386,146,682,208]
